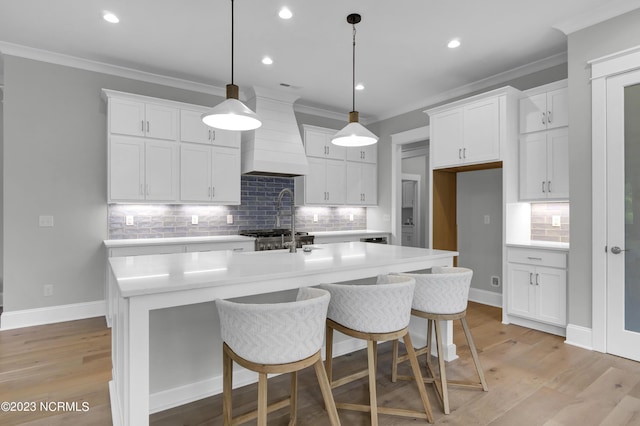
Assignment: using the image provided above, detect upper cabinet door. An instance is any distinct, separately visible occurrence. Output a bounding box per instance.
[519,93,547,134]
[180,144,212,202]
[325,159,346,204]
[304,127,345,160]
[346,144,377,163]
[110,98,146,137]
[109,136,144,201]
[145,140,179,201]
[546,88,569,130]
[463,97,500,165]
[211,146,241,204]
[546,128,570,200]
[145,103,178,141]
[519,132,548,200]
[180,109,213,144]
[431,108,463,169]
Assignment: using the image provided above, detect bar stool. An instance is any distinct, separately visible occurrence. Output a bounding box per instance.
[215,287,340,426]
[388,267,488,414]
[319,276,434,425]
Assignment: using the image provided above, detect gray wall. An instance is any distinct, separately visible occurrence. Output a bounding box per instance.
[567,8,640,328]
[1,86,3,302]
[457,169,503,294]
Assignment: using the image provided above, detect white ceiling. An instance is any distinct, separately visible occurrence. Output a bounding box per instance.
[0,0,638,121]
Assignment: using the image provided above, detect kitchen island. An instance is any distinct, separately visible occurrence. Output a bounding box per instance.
[108,242,457,426]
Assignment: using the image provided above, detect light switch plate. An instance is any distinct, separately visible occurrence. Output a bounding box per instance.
[191,215,199,225]
[227,215,233,224]
[313,214,318,222]
[552,215,561,227]
[39,215,54,227]
[125,215,134,226]
[349,214,354,221]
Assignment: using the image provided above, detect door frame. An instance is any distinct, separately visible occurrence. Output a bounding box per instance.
[401,174,421,247]
[390,126,429,246]
[590,45,640,353]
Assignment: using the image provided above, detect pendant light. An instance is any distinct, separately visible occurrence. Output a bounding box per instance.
[201,0,261,131]
[331,13,378,147]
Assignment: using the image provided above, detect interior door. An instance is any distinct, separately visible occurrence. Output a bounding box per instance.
[606,69,640,361]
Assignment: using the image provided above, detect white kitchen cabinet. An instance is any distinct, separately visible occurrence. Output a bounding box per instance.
[109,136,179,202]
[346,145,377,163]
[303,125,345,160]
[346,161,377,205]
[519,87,568,134]
[180,108,240,148]
[506,247,567,328]
[519,127,569,200]
[298,157,346,205]
[180,144,241,204]
[109,97,178,141]
[428,88,518,169]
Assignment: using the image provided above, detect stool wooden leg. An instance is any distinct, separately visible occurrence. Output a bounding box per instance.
[313,358,341,426]
[426,319,434,369]
[460,317,488,391]
[325,324,334,384]
[391,339,399,382]
[258,373,268,426]
[290,371,298,425]
[434,319,450,414]
[372,341,378,371]
[367,340,379,426]
[403,333,434,423]
[222,346,233,426]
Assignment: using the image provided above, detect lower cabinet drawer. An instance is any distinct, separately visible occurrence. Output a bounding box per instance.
[507,247,567,268]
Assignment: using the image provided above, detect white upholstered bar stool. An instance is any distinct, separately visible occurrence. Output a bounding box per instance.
[319,276,434,425]
[388,267,488,414]
[215,287,340,426]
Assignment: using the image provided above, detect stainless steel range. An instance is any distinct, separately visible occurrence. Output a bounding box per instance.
[239,229,314,251]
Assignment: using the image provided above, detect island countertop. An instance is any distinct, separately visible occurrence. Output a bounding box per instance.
[109,242,458,298]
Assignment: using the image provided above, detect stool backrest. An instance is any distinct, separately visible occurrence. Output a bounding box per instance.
[319,276,415,333]
[394,267,473,314]
[216,287,330,365]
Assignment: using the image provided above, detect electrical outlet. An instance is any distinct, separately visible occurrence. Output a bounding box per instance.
[226,215,233,224]
[44,284,54,297]
[491,276,500,287]
[313,214,318,222]
[191,215,198,225]
[552,215,561,227]
[484,215,490,225]
[125,215,134,226]
[39,215,54,227]
[349,214,354,221]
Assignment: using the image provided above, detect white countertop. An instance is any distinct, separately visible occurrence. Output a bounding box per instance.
[309,229,390,237]
[103,235,255,248]
[109,242,457,298]
[506,240,570,251]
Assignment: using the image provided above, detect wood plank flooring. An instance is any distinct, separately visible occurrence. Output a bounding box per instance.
[1,303,640,425]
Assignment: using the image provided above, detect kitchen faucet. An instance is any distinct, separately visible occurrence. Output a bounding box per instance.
[276,188,297,253]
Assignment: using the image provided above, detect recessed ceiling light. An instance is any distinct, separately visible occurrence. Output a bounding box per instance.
[103,12,120,24]
[355,83,365,91]
[279,7,293,19]
[262,57,273,65]
[448,39,461,49]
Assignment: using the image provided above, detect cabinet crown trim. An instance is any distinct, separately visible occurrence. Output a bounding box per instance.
[424,86,521,116]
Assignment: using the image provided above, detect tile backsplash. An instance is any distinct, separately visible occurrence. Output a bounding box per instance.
[530,203,570,243]
[108,176,367,239]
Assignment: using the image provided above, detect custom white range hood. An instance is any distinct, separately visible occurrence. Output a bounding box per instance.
[241,87,309,177]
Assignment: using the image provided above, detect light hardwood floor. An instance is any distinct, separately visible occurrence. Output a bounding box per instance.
[1,303,640,425]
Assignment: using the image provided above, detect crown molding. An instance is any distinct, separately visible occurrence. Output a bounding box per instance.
[294,102,353,122]
[0,41,226,98]
[553,0,640,35]
[374,51,567,123]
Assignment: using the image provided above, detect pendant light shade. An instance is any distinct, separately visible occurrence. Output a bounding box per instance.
[331,13,378,147]
[202,0,261,131]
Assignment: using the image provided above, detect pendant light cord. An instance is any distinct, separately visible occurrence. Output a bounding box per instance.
[231,0,235,85]
[352,24,356,112]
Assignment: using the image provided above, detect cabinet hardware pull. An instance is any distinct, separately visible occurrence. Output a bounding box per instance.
[459,148,462,159]
[542,181,546,193]
[547,181,551,193]
[542,112,546,125]
[211,130,215,141]
[208,130,211,140]
[463,148,466,159]
[527,256,543,260]
[529,272,533,285]
[212,187,215,198]
[535,273,540,286]
[147,121,150,133]
[547,111,552,123]
[141,120,145,132]
[208,187,211,197]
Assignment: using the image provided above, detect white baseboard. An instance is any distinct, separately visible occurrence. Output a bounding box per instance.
[109,381,123,426]
[0,300,106,330]
[504,314,566,337]
[565,323,593,350]
[469,287,503,308]
[149,336,367,414]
